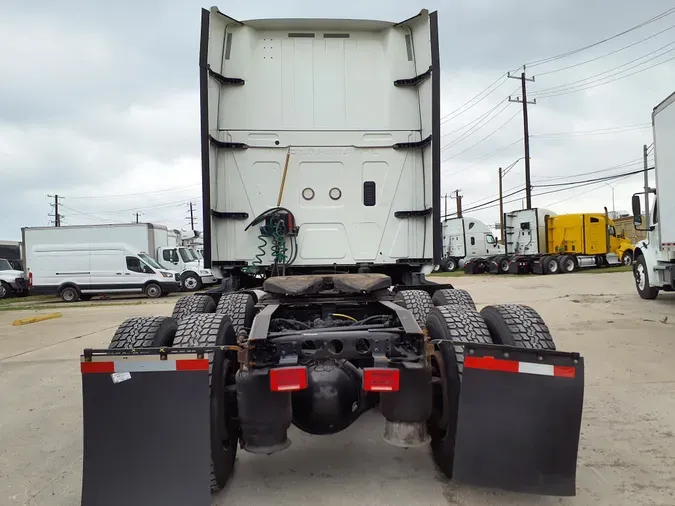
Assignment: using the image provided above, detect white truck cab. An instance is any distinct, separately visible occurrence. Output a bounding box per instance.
[156,245,215,290]
[632,91,675,299]
[441,217,505,271]
[0,258,28,299]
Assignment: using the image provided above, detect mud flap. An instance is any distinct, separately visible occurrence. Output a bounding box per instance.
[80,353,211,506]
[452,344,584,496]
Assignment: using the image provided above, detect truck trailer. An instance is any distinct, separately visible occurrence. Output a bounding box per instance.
[78,8,585,505]
[440,217,505,271]
[23,223,216,292]
[632,91,675,299]
[501,208,634,275]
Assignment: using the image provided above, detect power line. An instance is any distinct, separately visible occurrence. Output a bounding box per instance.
[531,123,651,138]
[525,6,675,68]
[533,53,675,99]
[532,167,653,188]
[531,41,675,97]
[63,184,201,200]
[441,101,512,152]
[442,138,523,176]
[442,110,521,162]
[441,100,506,139]
[440,74,509,124]
[47,194,63,227]
[535,22,675,77]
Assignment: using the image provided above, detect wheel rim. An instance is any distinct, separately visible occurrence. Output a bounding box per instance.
[64,289,75,301]
[623,255,632,266]
[565,259,574,272]
[185,277,198,290]
[0,285,6,298]
[501,260,509,271]
[549,259,559,273]
[147,286,160,297]
[636,264,646,290]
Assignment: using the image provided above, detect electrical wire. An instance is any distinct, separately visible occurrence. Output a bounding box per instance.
[534,53,675,99]
[525,6,675,68]
[442,110,521,162]
[63,185,202,200]
[535,22,675,77]
[531,41,675,97]
[440,74,509,123]
[441,101,513,152]
[442,138,523,176]
[531,123,651,138]
[441,100,506,139]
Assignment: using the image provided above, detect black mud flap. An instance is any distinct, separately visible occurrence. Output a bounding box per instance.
[80,353,211,506]
[452,344,584,496]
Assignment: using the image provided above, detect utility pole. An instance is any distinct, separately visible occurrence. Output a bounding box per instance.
[47,194,62,227]
[499,167,504,241]
[508,67,536,209]
[452,190,463,218]
[443,193,448,219]
[643,144,650,229]
[188,202,195,230]
[134,212,140,223]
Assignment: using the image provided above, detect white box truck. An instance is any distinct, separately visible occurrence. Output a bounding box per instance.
[440,217,505,271]
[22,224,217,292]
[632,91,675,299]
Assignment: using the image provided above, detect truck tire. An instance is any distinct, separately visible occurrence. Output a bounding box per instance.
[216,292,256,333]
[431,289,476,309]
[172,314,239,491]
[425,306,492,479]
[494,256,510,274]
[445,258,458,272]
[622,250,634,266]
[480,304,556,350]
[108,316,177,349]
[634,255,659,300]
[182,271,202,292]
[542,255,560,274]
[171,294,216,320]
[0,281,13,299]
[558,255,576,274]
[394,290,434,327]
[59,285,80,303]
[144,282,162,299]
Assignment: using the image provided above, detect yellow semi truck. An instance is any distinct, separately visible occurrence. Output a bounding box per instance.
[503,208,634,274]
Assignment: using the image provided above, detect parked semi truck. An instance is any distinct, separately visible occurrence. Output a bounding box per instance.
[501,208,634,274]
[23,223,216,292]
[440,217,505,271]
[632,91,675,299]
[78,8,585,505]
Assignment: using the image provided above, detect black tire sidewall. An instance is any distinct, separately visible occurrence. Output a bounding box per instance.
[480,306,517,346]
[183,272,202,291]
[145,283,162,298]
[60,286,79,302]
[0,281,11,299]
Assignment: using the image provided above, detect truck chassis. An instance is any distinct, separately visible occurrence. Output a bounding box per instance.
[79,274,584,505]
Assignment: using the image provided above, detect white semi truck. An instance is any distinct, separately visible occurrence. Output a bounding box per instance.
[76,8,586,505]
[440,217,504,271]
[632,91,675,299]
[22,223,216,292]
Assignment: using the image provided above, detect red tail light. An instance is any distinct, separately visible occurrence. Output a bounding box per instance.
[363,368,400,392]
[269,366,308,392]
[28,272,33,287]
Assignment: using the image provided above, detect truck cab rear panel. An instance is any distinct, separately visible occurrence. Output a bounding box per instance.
[200,8,442,271]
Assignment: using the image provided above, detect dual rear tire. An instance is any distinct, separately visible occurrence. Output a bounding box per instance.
[425,301,555,478]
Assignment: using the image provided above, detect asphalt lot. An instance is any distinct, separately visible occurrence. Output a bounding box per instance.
[1,272,675,505]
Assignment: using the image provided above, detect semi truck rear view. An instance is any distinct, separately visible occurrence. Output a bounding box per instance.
[77,8,586,505]
[632,90,675,298]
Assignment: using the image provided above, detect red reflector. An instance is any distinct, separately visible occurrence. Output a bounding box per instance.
[363,368,400,392]
[81,361,115,374]
[269,366,308,392]
[554,365,576,378]
[176,359,209,371]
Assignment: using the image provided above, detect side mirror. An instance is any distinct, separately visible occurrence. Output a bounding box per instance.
[631,194,642,219]
[633,215,643,226]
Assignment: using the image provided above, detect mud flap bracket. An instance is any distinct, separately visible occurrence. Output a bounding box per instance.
[452,344,584,496]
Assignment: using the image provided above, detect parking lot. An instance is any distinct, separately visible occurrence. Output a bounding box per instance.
[1,272,675,506]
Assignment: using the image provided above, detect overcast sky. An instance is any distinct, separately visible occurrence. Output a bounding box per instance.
[1,0,674,240]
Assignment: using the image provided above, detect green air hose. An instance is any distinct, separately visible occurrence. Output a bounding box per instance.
[243,208,296,276]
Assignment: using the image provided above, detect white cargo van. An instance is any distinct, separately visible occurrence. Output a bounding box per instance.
[26,242,181,302]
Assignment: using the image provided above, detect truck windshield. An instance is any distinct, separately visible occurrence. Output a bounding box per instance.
[0,259,12,271]
[138,253,163,269]
[486,235,496,244]
[179,248,193,263]
[188,249,199,261]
